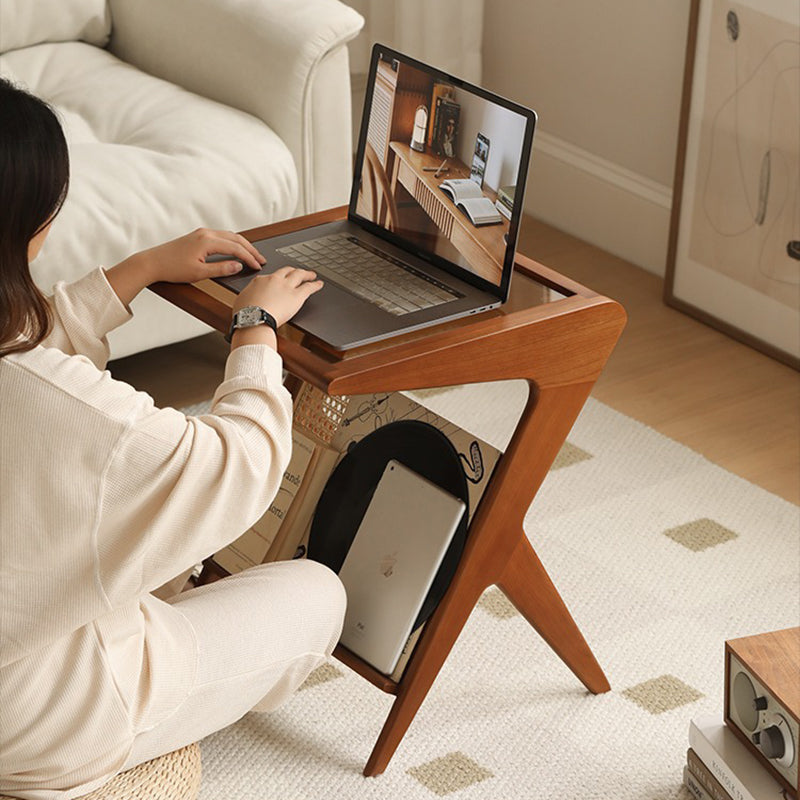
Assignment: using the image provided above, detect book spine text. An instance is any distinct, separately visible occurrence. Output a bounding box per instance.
[687,749,734,800]
[688,726,754,800]
[685,765,715,800]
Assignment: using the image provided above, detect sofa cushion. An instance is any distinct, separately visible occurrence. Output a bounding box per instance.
[0,0,111,53]
[1,42,298,358]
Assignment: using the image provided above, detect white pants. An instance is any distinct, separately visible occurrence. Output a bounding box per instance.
[122,559,346,772]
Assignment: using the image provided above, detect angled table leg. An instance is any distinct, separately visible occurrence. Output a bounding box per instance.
[489,380,611,696]
[362,380,611,775]
[497,533,610,694]
[363,557,488,776]
[363,528,609,777]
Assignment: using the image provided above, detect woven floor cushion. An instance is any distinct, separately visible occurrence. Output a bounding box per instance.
[0,742,202,800]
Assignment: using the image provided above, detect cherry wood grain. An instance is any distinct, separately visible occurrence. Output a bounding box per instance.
[149,207,626,776]
[724,627,800,797]
[726,627,800,724]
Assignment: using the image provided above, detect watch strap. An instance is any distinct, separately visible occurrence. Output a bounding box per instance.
[225,307,278,343]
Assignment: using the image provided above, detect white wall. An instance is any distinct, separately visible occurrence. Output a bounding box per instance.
[452,90,527,192]
[482,0,693,275]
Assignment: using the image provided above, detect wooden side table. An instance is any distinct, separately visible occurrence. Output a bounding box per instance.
[150,206,627,776]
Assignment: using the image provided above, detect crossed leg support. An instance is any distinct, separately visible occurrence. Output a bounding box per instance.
[363,525,609,776]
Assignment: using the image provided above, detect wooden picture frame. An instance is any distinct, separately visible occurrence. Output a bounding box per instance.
[664,0,800,370]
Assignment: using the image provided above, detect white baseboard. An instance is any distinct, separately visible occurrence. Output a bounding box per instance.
[525,130,674,276]
[348,83,673,275]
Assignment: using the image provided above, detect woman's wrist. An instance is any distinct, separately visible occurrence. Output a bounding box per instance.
[104,253,159,307]
[229,324,278,351]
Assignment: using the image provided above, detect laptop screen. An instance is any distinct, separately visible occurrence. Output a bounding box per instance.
[350,44,536,299]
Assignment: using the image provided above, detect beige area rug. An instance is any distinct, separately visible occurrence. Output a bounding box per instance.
[182,382,800,799]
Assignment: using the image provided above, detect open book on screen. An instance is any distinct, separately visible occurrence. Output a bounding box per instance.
[438,178,502,227]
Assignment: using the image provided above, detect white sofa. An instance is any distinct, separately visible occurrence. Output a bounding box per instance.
[0,0,363,359]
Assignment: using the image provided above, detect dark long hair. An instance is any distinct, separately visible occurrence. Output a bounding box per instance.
[0,78,70,356]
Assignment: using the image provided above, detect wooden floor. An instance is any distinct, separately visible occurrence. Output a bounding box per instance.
[109,216,800,505]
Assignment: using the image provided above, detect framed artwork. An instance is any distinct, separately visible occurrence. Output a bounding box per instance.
[433,98,460,158]
[664,0,800,369]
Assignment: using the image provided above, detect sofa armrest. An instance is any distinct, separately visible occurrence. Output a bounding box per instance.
[107,0,363,215]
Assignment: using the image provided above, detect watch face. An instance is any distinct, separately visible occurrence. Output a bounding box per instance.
[237,306,263,328]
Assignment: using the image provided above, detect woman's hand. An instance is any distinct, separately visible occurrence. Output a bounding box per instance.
[138,228,265,284]
[229,267,323,351]
[105,228,264,307]
[234,267,323,328]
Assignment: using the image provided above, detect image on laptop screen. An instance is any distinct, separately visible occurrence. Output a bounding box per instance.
[353,47,533,292]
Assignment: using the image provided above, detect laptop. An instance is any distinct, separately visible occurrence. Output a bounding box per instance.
[337,459,466,675]
[214,43,537,350]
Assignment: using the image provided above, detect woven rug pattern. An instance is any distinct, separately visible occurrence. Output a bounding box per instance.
[184,383,799,799]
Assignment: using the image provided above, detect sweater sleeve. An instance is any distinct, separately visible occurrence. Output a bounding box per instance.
[96,344,293,602]
[41,268,132,369]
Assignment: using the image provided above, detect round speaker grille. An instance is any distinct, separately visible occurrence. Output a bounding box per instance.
[733,670,759,731]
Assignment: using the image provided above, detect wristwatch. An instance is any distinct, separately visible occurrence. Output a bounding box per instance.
[226,306,278,343]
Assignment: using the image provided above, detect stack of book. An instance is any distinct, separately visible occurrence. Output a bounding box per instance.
[428,82,454,148]
[494,185,515,221]
[684,713,786,800]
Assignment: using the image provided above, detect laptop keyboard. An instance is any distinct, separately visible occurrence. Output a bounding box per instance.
[277,234,462,316]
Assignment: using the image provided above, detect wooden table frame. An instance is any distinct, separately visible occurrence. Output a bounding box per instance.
[150,206,627,776]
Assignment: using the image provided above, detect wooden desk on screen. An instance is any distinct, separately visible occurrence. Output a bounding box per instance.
[149,206,626,776]
[388,141,507,285]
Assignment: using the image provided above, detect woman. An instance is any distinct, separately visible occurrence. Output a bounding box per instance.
[0,78,346,798]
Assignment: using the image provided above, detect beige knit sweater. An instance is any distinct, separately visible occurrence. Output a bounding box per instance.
[0,269,293,797]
